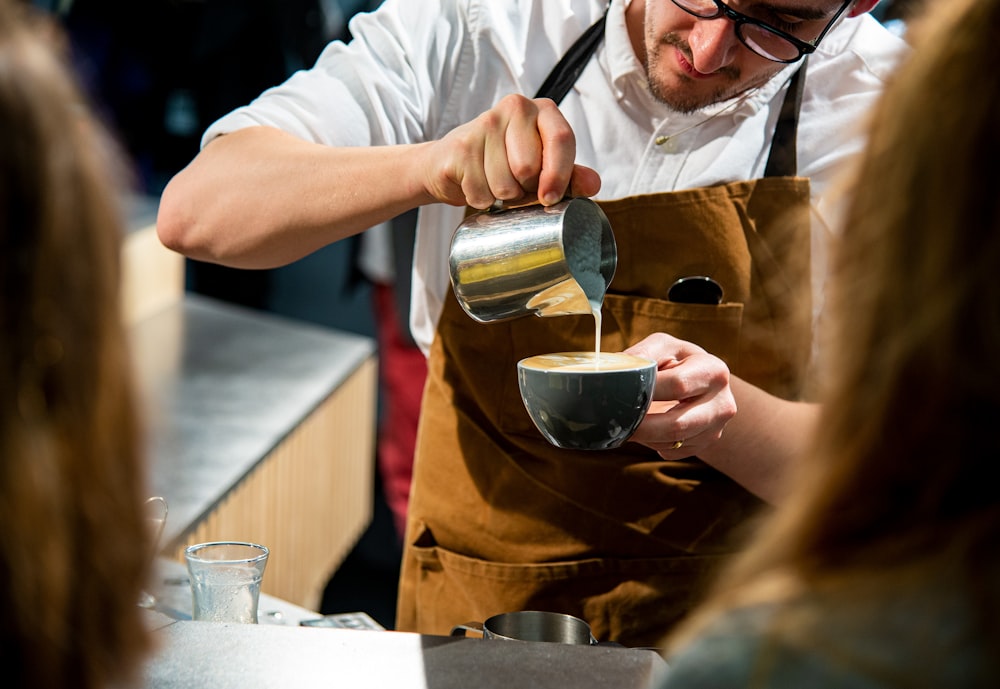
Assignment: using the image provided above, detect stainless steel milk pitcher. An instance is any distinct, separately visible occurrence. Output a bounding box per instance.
[448,198,617,323]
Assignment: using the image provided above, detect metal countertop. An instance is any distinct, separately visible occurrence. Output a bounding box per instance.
[131,294,376,549]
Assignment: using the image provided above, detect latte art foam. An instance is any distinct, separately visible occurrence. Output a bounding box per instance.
[520,351,653,372]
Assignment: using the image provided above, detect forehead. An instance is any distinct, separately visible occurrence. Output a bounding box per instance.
[731,0,847,20]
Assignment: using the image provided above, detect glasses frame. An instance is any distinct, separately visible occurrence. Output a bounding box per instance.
[671,0,854,63]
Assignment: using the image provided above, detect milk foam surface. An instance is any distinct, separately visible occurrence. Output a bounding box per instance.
[520,351,653,372]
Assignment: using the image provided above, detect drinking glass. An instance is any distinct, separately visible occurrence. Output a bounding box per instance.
[138,495,169,608]
[185,541,270,623]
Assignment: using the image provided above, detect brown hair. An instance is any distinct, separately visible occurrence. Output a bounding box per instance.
[0,3,153,688]
[665,0,1000,673]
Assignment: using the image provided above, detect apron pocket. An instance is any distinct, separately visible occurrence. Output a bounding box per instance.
[600,293,743,367]
[409,523,731,647]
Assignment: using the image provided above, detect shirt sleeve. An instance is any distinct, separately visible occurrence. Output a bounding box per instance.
[199,0,472,149]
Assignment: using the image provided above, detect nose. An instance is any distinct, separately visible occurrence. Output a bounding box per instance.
[687,17,741,73]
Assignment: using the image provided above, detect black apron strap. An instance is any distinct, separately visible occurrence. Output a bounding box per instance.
[534,6,610,104]
[763,58,808,178]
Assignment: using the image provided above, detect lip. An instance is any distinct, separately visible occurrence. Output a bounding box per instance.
[675,47,715,80]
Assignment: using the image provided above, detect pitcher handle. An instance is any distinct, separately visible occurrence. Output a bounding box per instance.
[450,621,485,638]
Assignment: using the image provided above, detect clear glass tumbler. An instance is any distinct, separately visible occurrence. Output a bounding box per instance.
[184,541,269,624]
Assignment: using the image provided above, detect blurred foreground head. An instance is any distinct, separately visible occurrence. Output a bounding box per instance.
[664,0,1000,679]
[824,0,1000,533]
[0,2,152,688]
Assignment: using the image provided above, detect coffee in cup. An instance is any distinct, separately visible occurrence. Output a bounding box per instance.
[517,351,656,451]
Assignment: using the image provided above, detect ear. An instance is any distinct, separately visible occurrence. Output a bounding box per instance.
[848,0,882,17]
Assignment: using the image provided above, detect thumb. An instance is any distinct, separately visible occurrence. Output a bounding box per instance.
[569,164,601,199]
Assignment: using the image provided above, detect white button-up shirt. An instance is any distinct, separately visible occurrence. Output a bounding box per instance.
[204,0,907,355]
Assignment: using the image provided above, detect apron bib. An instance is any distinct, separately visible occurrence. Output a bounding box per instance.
[397,13,812,647]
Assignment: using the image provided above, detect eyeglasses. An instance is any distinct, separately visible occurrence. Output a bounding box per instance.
[671,0,853,63]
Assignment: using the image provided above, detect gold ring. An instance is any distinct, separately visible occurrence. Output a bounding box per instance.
[670,439,684,450]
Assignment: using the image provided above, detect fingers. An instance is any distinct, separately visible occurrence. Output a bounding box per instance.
[630,397,734,458]
[626,333,737,458]
[626,332,709,369]
[569,164,602,200]
[426,94,599,209]
[497,97,545,201]
[533,98,575,205]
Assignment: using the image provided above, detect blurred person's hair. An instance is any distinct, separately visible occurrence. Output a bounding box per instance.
[0,2,152,688]
[664,0,1000,670]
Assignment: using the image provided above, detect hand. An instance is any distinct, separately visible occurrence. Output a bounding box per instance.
[418,94,601,209]
[625,333,736,459]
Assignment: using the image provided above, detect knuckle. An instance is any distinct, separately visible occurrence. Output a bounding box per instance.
[709,363,731,386]
[462,181,494,209]
[647,331,674,350]
[477,105,505,130]
[447,129,480,164]
[545,126,575,149]
[508,158,541,185]
[497,93,534,118]
[491,183,525,203]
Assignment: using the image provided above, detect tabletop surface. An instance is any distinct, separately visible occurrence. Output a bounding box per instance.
[142,620,668,689]
[131,294,376,549]
[143,557,667,689]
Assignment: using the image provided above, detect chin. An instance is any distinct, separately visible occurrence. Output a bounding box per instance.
[647,74,727,113]
[646,46,727,112]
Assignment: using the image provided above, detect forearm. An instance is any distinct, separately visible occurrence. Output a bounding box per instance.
[697,376,819,504]
[157,126,433,269]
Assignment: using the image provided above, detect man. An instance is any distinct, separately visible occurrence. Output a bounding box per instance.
[157,0,905,645]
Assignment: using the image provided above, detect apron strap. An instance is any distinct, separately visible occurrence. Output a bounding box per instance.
[534,6,610,103]
[763,58,808,178]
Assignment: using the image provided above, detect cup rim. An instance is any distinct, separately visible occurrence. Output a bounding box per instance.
[517,351,656,372]
[184,541,269,564]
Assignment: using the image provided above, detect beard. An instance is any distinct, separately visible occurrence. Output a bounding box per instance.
[646,32,779,113]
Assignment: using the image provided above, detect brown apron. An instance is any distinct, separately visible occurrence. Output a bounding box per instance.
[397,16,813,647]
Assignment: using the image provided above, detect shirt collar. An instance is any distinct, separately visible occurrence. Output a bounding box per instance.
[605,0,642,100]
